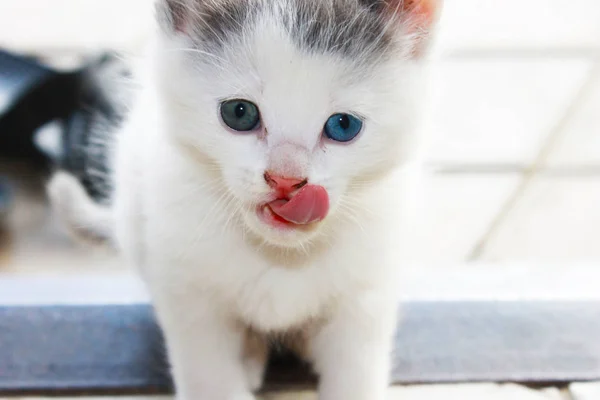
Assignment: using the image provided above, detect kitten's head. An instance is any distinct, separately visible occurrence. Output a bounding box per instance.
[154,0,441,248]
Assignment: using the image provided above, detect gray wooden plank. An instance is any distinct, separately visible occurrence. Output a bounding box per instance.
[0,300,599,394]
[0,305,170,394]
[392,301,600,383]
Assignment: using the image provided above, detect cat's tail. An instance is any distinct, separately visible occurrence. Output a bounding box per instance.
[47,171,113,246]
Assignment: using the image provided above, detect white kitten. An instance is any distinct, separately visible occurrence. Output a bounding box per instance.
[49,0,441,399]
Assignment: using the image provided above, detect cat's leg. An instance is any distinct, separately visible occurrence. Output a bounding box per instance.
[310,292,398,400]
[153,292,256,400]
[242,329,268,392]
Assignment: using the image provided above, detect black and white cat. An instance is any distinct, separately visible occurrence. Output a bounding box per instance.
[49,1,442,399]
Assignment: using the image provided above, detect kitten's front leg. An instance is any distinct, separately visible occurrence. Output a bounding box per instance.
[310,293,398,400]
[153,293,256,400]
[242,330,268,392]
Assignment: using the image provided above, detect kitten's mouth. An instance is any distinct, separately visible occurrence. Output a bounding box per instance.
[258,185,329,229]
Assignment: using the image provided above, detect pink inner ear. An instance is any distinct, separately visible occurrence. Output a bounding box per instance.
[385,0,442,56]
[166,0,189,33]
[387,0,441,28]
[407,0,439,22]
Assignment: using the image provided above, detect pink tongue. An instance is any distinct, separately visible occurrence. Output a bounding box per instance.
[268,185,329,225]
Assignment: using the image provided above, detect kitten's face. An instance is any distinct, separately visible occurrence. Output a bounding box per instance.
[155,0,437,247]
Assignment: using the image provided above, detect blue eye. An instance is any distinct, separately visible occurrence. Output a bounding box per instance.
[324,113,363,142]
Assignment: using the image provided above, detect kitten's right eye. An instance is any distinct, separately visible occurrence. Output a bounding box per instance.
[220,100,261,132]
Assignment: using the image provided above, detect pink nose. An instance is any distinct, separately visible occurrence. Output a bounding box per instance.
[264,172,308,197]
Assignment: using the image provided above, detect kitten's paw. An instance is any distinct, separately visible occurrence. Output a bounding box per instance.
[243,357,266,392]
[243,330,268,392]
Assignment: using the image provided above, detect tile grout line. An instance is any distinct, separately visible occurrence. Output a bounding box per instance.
[443,48,600,60]
[466,62,600,262]
[431,164,600,176]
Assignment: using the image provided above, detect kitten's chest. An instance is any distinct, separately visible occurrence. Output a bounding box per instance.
[223,248,351,332]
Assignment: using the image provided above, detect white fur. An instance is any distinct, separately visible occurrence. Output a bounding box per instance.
[52,1,438,399]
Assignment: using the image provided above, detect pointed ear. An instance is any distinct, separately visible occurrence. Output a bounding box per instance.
[397,0,441,30]
[156,0,192,34]
[384,0,443,55]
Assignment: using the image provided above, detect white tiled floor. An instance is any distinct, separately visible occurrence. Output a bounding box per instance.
[437,0,600,53]
[261,385,564,400]
[481,176,600,262]
[408,173,520,263]
[428,59,593,166]
[546,68,600,167]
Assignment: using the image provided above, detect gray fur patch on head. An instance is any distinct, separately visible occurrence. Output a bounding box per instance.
[160,0,408,61]
[289,0,395,58]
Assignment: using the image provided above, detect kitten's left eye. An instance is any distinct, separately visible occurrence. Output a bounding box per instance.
[220,99,261,132]
[324,113,363,143]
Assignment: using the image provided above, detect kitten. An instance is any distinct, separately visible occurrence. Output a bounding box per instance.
[49,0,441,399]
